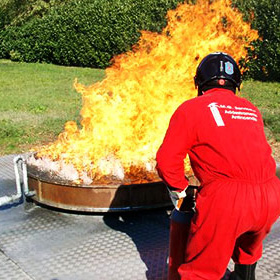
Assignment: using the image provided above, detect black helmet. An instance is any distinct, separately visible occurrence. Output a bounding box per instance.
[194,52,241,95]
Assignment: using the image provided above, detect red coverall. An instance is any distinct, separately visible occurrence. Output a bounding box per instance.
[156,88,280,280]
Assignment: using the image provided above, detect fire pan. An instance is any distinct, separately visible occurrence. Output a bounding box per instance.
[27,165,172,212]
[26,163,279,213]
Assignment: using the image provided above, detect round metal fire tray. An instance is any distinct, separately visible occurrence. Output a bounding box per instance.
[27,166,172,212]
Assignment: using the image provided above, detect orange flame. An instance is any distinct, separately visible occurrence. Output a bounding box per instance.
[36,0,258,184]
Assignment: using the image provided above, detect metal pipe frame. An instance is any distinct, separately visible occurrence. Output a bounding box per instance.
[0,155,35,207]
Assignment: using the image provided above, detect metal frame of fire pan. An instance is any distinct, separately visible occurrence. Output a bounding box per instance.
[27,172,172,212]
[26,163,280,212]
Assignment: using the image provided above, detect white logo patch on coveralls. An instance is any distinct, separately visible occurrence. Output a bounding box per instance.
[208,102,258,126]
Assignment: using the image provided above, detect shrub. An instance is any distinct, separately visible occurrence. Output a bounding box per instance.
[3,0,278,80]
[232,0,280,81]
[0,0,185,68]
[0,0,66,28]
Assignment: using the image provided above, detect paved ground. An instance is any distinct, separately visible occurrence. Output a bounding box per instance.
[0,154,280,280]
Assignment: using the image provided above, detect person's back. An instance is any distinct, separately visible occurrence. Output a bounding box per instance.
[179,87,276,185]
[156,52,280,280]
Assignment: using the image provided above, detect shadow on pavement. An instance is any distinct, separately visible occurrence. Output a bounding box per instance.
[103,209,170,280]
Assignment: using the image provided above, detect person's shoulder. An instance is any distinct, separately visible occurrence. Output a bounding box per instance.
[234,94,259,111]
[178,95,208,110]
[173,95,209,123]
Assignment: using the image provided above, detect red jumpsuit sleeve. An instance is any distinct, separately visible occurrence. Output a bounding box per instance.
[156,104,195,191]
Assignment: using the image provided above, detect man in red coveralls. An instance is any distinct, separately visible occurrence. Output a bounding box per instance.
[156,52,280,280]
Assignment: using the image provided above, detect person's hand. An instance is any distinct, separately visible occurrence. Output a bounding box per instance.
[168,186,198,212]
[178,186,197,212]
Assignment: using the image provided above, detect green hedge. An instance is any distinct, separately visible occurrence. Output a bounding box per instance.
[0,0,66,28]
[232,0,280,81]
[1,0,279,80]
[0,0,185,68]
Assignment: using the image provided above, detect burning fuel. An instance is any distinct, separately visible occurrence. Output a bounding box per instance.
[30,0,258,185]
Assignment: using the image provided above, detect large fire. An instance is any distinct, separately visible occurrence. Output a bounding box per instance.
[31,0,258,185]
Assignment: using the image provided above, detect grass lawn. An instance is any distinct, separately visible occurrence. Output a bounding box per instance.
[241,81,280,141]
[0,59,279,161]
[0,59,105,155]
[241,81,280,161]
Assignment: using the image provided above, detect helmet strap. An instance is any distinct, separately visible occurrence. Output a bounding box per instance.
[199,79,237,95]
[202,84,236,93]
